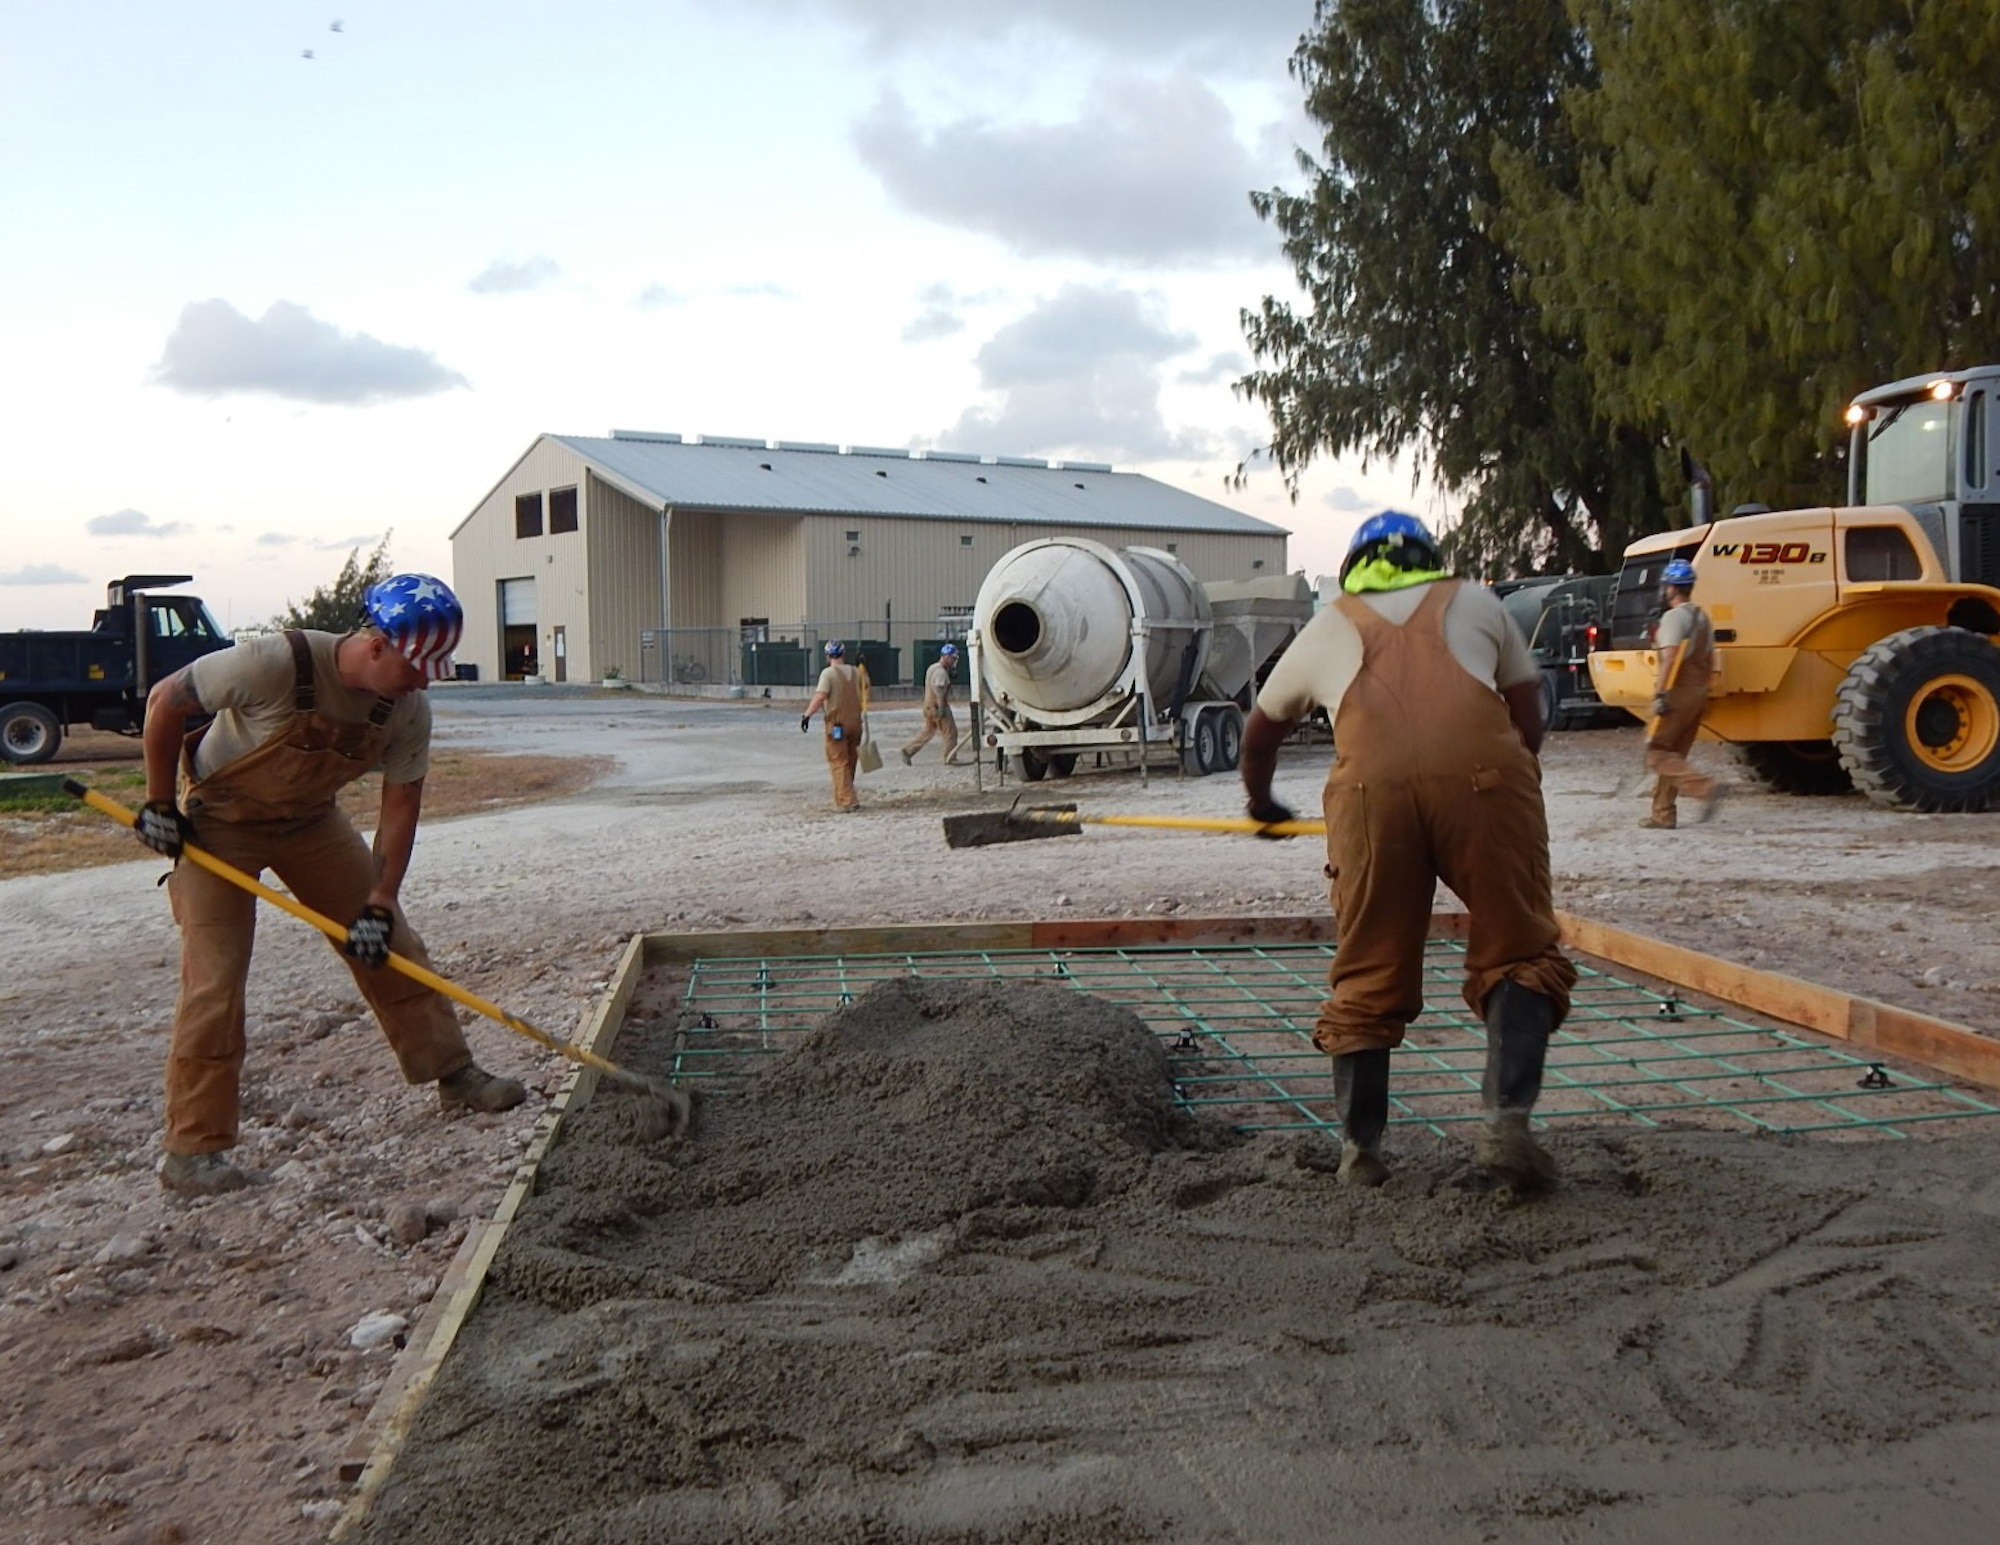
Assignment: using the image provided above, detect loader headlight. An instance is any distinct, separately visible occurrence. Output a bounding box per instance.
[1929,380,1956,401]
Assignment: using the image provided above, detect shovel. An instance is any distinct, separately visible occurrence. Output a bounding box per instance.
[66,780,691,1141]
[943,797,1325,849]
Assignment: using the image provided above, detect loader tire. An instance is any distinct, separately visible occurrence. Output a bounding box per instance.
[0,702,62,765]
[1018,748,1049,782]
[1735,740,1852,796]
[1832,627,2000,812]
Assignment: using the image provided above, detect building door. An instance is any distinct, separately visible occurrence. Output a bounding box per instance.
[500,578,537,680]
[552,625,567,683]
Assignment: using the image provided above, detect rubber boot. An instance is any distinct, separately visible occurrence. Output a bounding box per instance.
[1474,980,1558,1193]
[1333,1049,1392,1188]
[437,1062,527,1114]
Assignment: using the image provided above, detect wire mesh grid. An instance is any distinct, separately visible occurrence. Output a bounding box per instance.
[666,937,2000,1139]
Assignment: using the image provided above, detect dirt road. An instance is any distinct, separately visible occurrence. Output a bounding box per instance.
[3,688,1997,1542]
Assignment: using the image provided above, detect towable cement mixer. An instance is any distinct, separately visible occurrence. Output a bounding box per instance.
[965,536,1313,783]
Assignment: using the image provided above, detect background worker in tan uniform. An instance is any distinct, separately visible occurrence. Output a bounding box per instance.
[134,574,526,1198]
[1239,512,1577,1194]
[1639,558,1725,829]
[801,639,866,811]
[901,642,962,765]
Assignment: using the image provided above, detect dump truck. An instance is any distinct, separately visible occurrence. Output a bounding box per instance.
[965,537,1314,783]
[1588,365,2000,811]
[0,575,231,764]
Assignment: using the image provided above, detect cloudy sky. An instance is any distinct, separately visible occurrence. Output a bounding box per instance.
[1,0,1430,632]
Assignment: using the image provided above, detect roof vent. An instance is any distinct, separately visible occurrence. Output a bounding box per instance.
[1056,460,1113,474]
[988,455,1048,469]
[610,430,682,443]
[694,434,767,450]
[773,440,839,454]
[845,445,911,459]
[919,449,981,464]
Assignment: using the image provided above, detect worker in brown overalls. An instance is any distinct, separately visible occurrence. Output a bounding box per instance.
[900,642,962,765]
[1638,557,1726,828]
[801,639,867,811]
[133,574,526,1198]
[1240,513,1577,1194]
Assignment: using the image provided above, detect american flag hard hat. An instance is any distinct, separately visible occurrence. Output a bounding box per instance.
[363,574,463,680]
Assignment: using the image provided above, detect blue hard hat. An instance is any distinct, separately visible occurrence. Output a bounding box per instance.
[939,643,957,657]
[824,639,844,658]
[362,573,463,680]
[1661,558,1698,587]
[1340,510,1440,579]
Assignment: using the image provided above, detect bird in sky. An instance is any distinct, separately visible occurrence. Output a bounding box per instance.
[302,48,315,60]
[331,20,344,32]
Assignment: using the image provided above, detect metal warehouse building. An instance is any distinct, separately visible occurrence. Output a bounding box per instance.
[449,431,1290,688]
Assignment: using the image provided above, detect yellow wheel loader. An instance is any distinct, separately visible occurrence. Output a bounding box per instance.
[1589,365,2000,811]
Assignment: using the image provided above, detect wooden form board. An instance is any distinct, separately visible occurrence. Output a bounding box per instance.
[327,910,1998,1537]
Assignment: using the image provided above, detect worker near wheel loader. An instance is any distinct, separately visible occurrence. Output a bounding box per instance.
[132,574,526,1199]
[901,642,962,766]
[802,639,867,811]
[1638,558,1727,830]
[1238,511,1577,1195]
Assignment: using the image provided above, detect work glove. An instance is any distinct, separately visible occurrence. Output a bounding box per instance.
[1649,693,1670,719]
[135,799,193,859]
[345,904,396,970]
[800,714,812,733]
[1246,797,1299,839]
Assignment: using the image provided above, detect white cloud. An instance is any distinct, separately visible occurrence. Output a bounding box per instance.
[1324,484,1377,515]
[1178,351,1246,386]
[716,0,1310,70]
[468,256,563,295]
[151,300,469,406]
[0,563,88,586]
[86,508,192,538]
[940,284,1213,462]
[854,74,1270,265]
[257,532,299,547]
[635,283,687,310]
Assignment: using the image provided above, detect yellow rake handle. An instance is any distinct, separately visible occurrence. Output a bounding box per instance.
[71,783,625,1080]
[1023,809,1326,837]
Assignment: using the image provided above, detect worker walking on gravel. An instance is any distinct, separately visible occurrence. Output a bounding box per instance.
[1239,512,1577,1195]
[901,642,962,766]
[133,574,526,1198]
[802,639,867,812]
[1638,558,1726,829]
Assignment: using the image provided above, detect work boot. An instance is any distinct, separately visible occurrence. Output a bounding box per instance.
[1475,980,1559,1193]
[1637,815,1675,830]
[1332,1048,1392,1188]
[437,1062,527,1114]
[159,1151,248,1197]
[1688,781,1732,825]
[899,747,914,766]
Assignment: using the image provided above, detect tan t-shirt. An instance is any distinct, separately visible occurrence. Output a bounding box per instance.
[815,661,863,732]
[923,660,955,710]
[186,631,431,783]
[1256,581,1538,722]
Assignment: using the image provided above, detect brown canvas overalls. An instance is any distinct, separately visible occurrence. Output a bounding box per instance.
[163,633,472,1155]
[1313,583,1577,1058]
[1644,603,1717,825]
[820,661,864,810]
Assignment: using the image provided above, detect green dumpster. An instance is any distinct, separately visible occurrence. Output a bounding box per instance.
[851,640,900,687]
[741,640,811,687]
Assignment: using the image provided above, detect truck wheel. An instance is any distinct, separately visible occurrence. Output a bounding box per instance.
[1217,706,1244,771]
[1189,710,1222,776]
[1047,752,1077,778]
[1833,627,2000,812]
[1736,740,1853,796]
[1019,748,1049,782]
[0,703,62,765]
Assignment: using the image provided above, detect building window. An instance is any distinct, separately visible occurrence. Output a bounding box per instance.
[960,534,974,547]
[549,487,578,534]
[1165,542,1178,554]
[844,530,860,542]
[740,617,770,643]
[515,492,544,538]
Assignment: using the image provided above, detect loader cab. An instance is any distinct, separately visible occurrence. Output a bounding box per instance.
[1846,367,2000,588]
[1605,537,1703,651]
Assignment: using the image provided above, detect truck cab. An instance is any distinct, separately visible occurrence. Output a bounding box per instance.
[1588,366,2000,809]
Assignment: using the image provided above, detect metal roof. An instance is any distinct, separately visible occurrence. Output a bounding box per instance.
[544,433,1289,536]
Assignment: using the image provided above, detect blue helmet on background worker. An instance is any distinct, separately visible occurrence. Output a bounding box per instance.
[824,640,845,658]
[1661,558,1698,588]
[362,573,463,680]
[939,643,957,658]
[1339,510,1444,591]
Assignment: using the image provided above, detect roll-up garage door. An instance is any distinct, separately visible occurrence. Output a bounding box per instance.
[500,578,537,624]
